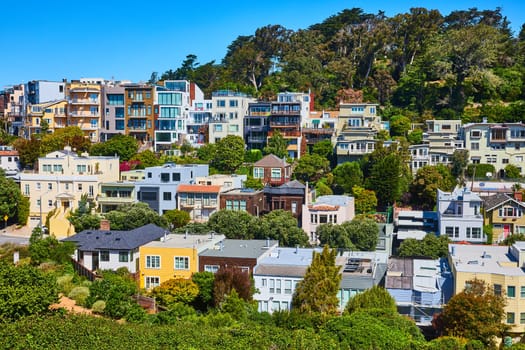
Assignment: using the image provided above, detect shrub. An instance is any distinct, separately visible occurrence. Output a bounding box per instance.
[68,286,90,307]
[56,274,75,295]
[91,300,106,314]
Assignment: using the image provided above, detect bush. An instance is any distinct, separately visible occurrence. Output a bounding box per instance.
[56,274,75,295]
[68,286,90,307]
[91,300,106,314]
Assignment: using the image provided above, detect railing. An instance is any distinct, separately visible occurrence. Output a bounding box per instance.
[302,128,335,134]
[70,258,99,282]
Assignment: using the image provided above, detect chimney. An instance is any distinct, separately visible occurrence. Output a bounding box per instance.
[514,191,523,202]
[100,219,110,231]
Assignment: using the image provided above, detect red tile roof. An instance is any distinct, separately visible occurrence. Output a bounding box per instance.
[177,184,221,193]
[0,150,18,156]
[308,205,339,211]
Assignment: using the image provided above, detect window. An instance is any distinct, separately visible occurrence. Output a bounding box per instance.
[228,124,239,132]
[119,251,129,263]
[146,255,160,269]
[77,165,87,173]
[78,183,83,191]
[36,183,41,190]
[276,279,281,294]
[229,99,238,107]
[48,200,53,207]
[253,167,264,179]
[471,130,481,138]
[36,199,41,207]
[213,124,223,132]
[521,286,525,298]
[174,256,189,270]
[470,142,479,150]
[471,227,481,239]
[99,251,110,262]
[271,168,281,179]
[89,185,94,197]
[53,164,63,172]
[160,173,170,182]
[291,202,297,214]
[163,192,172,201]
[285,280,292,294]
[521,313,525,324]
[172,173,180,181]
[204,265,220,273]
[508,286,516,298]
[445,226,459,238]
[24,184,30,196]
[145,276,160,289]
[216,100,226,107]
[507,312,515,324]
[269,279,275,293]
[48,183,52,190]
[494,284,502,296]
[262,279,267,287]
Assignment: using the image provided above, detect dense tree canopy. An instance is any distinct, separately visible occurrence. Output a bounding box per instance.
[104,203,167,230]
[212,135,245,173]
[89,134,138,161]
[0,171,29,225]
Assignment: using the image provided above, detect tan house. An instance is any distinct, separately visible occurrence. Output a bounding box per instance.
[19,147,120,237]
[177,184,221,223]
[483,193,525,243]
[253,154,291,186]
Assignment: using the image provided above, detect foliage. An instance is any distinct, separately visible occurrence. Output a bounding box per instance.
[213,267,253,307]
[40,127,91,155]
[212,135,245,173]
[29,236,76,266]
[466,163,496,179]
[0,261,58,321]
[192,271,215,311]
[243,176,264,190]
[174,222,210,234]
[342,215,379,251]
[407,129,423,144]
[410,165,456,210]
[91,300,106,314]
[255,209,309,247]
[89,134,138,161]
[501,233,525,246]
[345,285,398,315]
[68,286,90,307]
[332,162,363,194]
[163,209,191,230]
[0,172,29,226]
[219,289,258,321]
[292,245,341,315]
[244,149,263,163]
[196,143,217,162]
[56,274,75,295]
[207,209,255,239]
[315,180,333,196]
[398,234,450,259]
[352,185,378,214]
[152,278,199,308]
[264,130,287,158]
[68,193,99,232]
[104,202,167,230]
[130,150,160,168]
[311,139,334,160]
[389,115,411,137]
[505,164,522,178]
[292,153,330,184]
[317,224,355,250]
[13,136,41,168]
[450,149,469,184]
[439,279,508,347]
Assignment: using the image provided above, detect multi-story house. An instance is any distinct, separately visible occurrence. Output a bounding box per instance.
[63,222,166,274]
[394,208,438,241]
[263,180,306,222]
[199,239,279,274]
[120,169,145,182]
[244,102,271,151]
[302,195,355,244]
[135,163,209,214]
[177,184,221,223]
[0,145,21,177]
[253,154,292,187]
[3,84,26,136]
[186,97,212,147]
[220,188,265,217]
[124,84,155,143]
[209,90,255,144]
[25,80,65,105]
[386,257,453,326]
[462,121,525,177]
[335,103,383,164]
[195,174,246,190]
[436,187,484,242]
[101,84,125,141]
[302,110,337,153]
[26,100,68,135]
[449,242,525,335]
[66,81,102,142]
[483,193,525,243]
[20,147,120,237]
[139,232,225,289]
[97,182,137,213]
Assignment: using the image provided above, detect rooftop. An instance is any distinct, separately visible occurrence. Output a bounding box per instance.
[200,239,279,259]
[143,233,225,250]
[449,244,525,276]
[177,184,221,193]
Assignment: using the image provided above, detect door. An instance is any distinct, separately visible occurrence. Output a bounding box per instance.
[92,252,99,271]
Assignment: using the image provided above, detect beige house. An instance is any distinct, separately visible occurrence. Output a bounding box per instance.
[20,147,119,237]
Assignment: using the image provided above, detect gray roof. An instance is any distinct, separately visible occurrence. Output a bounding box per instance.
[62,224,167,251]
[254,154,289,168]
[254,264,308,277]
[264,181,305,196]
[385,258,413,289]
[199,239,279,259]
[483,193,524,211]
[314,195,353,207]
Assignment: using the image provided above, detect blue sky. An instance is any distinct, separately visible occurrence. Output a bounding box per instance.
[1,0,524,88]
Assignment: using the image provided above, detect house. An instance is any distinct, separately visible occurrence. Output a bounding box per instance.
[177,184,221,223]
[139,231,225,289]
[135,163,208,214]
[220,188,265,217]
[394,209,438,241]
[385,257,453,326]
[62,222,167,274]
[302,110,337,153]
[195,174,246,190]
[26,100,68,136]
[0,146,21,177]
[302,195,355,244]
[436,187,484,242]
[123,83,155,143]
[253,154,291,186]
[97,182,137,213]
[19,147,120,237]
[244,101,271,151]
[263,180,306,221]
[449,242,525,334]
[483,193,525,243]
[101,84,125,141]
[198,239,279,274]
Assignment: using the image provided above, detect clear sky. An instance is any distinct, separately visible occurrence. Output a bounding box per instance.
[1,0,524,88]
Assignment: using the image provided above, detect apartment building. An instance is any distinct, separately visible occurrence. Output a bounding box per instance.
[302,110,337,153]
[26,100,68,135]
[124,84,155,143]
[101,84,125,141]
[25,80,65,105]
[66,81,102,142]
[209,90,255,144]
[244,101,271,151]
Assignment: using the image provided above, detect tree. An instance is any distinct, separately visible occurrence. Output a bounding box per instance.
[29,236,75,265]
[0,262,58,321]
[407,129,423,144]
[332,162,363,194]
[192,271,215,311]
[389,115,411,137]
[439,279,508,347]
[317,224,355,249]
[196,143,217,162]
[40,126,91,155]
[213,267,253,306]
[90,134,138,161]
[68,193,99,232]
[255,210,308,247]
[163,209,191,230]
[207,210,255,239]
[345,285,397,314]
[243,177,264,190]
[130,150,160,168]
[104,202,167,230]
[398,234,449,259]
[410,165,455,210]
[311,139,333,160]
[291,245,341,314]
[0,171,29,226]
[505,164,522,179]
[292,153,330,184]
[342,216,378,251]
[151,278,199,308]
[213,135,245,173]
[12,136,41,169]
[352,185,378,214]
[450,149,469,184]
[263,130,287,158]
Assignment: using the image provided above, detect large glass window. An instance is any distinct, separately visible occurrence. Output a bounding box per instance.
[107,94,124,105]
[158,92,182,105]
[174,256,189,270]
[146,255,160,269]
[160,173,170,182]
[160,107,181,118]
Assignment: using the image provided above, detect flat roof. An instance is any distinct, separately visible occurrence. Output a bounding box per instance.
[199,239,278,259]
[143,233,225,251]
[449,244,525,276]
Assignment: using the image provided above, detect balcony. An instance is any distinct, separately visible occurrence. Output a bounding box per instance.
[269,121,300,128]
[268,130,301,138]
[69,87,99,93]
[127,114,148,119]
[247,137,266,143]
[128,126,148,131]
[97,194,134,206]
[248,111,271,117]
[70,99,99,105]
[69,111,99,118]
[302,127,335,135]
[180,202,195,208]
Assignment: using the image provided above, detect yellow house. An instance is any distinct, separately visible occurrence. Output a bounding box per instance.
[449,243,525,334]
[26,100,68,136]
[67,81,102,142]
[139,233,225,290]
[483,193,525,243]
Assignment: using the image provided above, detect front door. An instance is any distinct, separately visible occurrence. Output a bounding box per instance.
[92,252,99,271]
